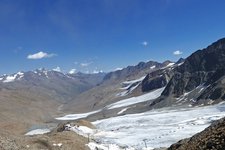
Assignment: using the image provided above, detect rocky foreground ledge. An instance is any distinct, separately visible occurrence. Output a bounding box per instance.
[168,117,225,150]
[1,117,225,150]
[0,120,92,150]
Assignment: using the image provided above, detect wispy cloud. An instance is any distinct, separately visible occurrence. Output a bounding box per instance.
[27,51,56,60]
[80,62,93,67]
[173,50,183,55]
[141,41,148,47]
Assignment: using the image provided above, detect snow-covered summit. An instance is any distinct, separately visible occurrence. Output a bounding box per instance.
[1,71,24,83]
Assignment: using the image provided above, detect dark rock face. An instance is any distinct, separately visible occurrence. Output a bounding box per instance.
[168,117,225,150]
[142,72,170,93]
[176,58,185,64]
[141,59,183,93]
[142,74,167,92]
[157,38,225,105]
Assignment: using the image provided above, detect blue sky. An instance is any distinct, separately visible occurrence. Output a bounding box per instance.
[1,0,225,74]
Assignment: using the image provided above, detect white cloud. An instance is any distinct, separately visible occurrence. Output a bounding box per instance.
[27,51,56,59]
[69,69,76,74]
[173,50,183,55]
[80,62,93,67]
[141,41,148,47]
[52,66,61,72]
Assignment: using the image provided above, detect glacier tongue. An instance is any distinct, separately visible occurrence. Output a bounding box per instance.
[92,103,225,149]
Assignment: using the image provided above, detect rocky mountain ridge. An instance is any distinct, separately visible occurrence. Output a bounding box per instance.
[0,69,105,103]
[150,38,225,108]
[63,59,180,113]
[1,38,225,150]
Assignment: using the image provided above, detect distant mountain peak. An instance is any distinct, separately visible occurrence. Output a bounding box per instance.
[52,67,61,72]
[176,58,185,64]
[162,60,174,66]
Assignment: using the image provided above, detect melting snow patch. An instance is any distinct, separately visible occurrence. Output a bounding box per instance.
[53,143,63,147]
[25,129,50,136]
[108,87,165,109]
[166,63,175,67]
[87,142,121,150]
[56,109,101,120]
[64,124,95,138]
[122,76,146,85]
[177,62,184,66]
[150,65,156,69]
[118,76,146,97]
[117,83,140,97]
[208,100,214,105]
[196,84,206,93]
[117,107,129,115]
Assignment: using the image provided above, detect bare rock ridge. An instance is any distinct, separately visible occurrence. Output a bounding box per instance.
[168,117,225,150]
[151,38,225,107]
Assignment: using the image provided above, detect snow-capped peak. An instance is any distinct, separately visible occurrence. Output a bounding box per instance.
[114,68,123,71]
[2,72,24,83]
[52,66,61,72]
[68,69,77,74]
[150,65,156,69]
[92,70,103,74]
[166,62,175,67]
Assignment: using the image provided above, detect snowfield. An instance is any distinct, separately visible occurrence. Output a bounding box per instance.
[122,76,146,86]
[55,84,225,149]
[107,87,165,109]
[56,102,225,149]
[92,103,225,149]
[56,109,101,120]
[56,87,165,120]
[117,75,147,97]
[25,128,51,136]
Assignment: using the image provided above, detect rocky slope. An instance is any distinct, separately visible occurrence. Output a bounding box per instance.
[0,69,105,103]
[168,117,225,150]
[151,38,225,108]
[0,69,105,136]
[63,60,178,113]
[0,120,92,150]
[103,61,164,83]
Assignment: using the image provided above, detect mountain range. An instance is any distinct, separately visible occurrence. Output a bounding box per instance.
[1,38,225,149]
